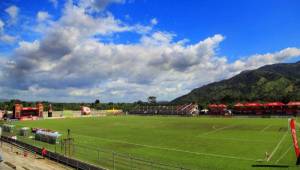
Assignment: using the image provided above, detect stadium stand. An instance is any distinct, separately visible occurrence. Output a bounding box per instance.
[129,103,199,115]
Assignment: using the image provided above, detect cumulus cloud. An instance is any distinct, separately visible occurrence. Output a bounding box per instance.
[150,18,158,25]
[37,11,51,22]
[1,1,300,102]
[0,34,17,44]
[228,47,300,75]
[59,4,131,36]
[79,0,126,12]
[0,19,17,43]
[0,19,4,32]
[5,5,19,23]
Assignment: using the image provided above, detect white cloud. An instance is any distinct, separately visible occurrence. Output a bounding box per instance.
[150,18,158,25]
[79,0,126,12]
[1,1,299,102]
[0,19,4,32]
[5,5,19,23]
[37,11,51,22]
[141,31,175,46]
[58,4,138,37]
[0,34,17,44]
[0,18,17,44]
[229,47,300,75]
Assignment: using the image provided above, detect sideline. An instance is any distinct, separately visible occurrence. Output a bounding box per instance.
[197,136,275,144]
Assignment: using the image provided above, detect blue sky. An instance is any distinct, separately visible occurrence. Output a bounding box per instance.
[112,0,300,59]
[2,0,300,59]
[0,0,300,102]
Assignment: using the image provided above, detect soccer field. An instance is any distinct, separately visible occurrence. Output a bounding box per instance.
[12,116,299,170]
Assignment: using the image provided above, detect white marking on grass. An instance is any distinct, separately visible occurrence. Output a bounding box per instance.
[197,136,275,144]
[260,125,271,132]
[275,145,292,164]
[76,134,256,161]
[267,131,288,162]
[199,124,236,136]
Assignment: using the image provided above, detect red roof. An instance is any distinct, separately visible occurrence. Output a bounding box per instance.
[208,104,227,108]
[264,102,285,107]
[208,104,218,108]
[22,107,38,111]
[287,102,300,106]
[243,102,263,107]
[218,104,227,108]
[234,103,244,107]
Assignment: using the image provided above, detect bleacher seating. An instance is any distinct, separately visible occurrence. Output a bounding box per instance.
[129,104,198,116]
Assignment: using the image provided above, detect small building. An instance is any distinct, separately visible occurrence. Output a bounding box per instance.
[35,130,61,144]
[286,102,300,116]
[264,102,285,115]
[13,103,43,120]
[20,127,30,136]
[2,124,15,133]
[242,102,264,115]
[208,104,227,115]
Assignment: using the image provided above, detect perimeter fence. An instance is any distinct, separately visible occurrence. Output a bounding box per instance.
[1,125,191,170]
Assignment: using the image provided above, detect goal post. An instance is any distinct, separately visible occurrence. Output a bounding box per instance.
[289,118,300,165]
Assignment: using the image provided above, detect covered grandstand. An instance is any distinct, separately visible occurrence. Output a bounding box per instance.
[129,103,199,115]
[211,101,300,116]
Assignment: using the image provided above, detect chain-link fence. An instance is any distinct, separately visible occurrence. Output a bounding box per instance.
[1,125,190,170]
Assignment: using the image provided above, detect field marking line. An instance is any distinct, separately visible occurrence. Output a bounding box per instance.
[260,125,271,133]
[196,136,275,144]
[267,131,288,162]
[275,145,293,164]
[75,134,256,161]
[199,124,237,136]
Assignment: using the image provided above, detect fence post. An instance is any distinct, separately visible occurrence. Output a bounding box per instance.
[56,153,59,163]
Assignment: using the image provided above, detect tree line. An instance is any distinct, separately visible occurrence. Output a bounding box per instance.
[0,99,168,112]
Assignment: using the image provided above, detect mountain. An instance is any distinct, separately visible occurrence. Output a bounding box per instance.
[172,61,300,106]
[0,99,10,102]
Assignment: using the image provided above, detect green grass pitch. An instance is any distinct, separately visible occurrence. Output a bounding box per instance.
[12,116,299,170]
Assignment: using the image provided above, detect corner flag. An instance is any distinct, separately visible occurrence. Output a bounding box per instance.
[289,118,300,165]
